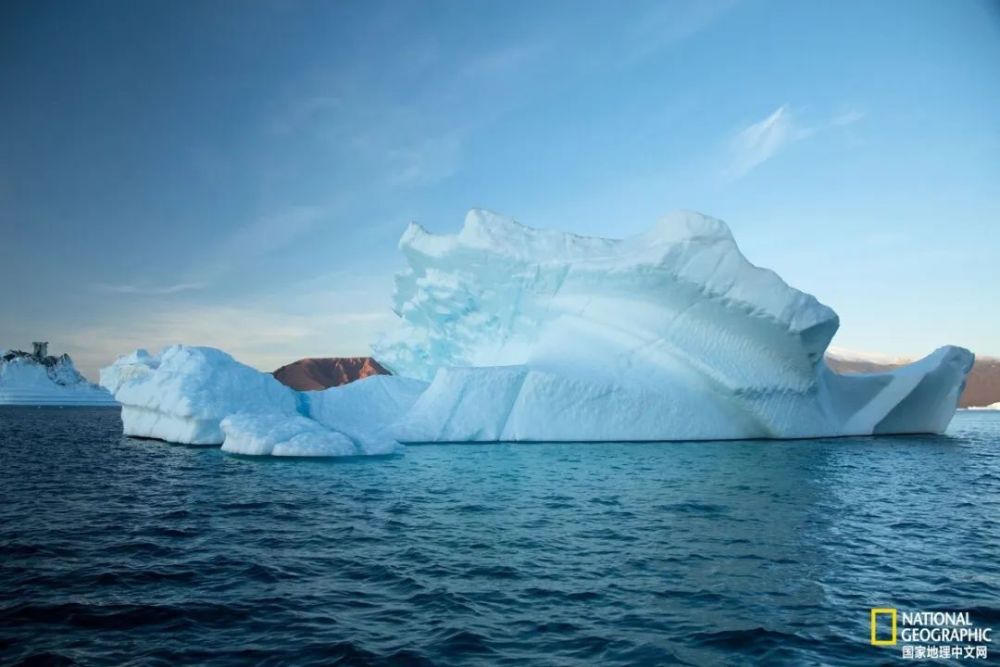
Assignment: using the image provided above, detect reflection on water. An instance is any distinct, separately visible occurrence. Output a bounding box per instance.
[1,408,998,665]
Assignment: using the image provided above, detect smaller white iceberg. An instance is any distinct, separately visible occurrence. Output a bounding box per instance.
[101,346,298,445]
[101,345,425,457]
[1,343,117,406]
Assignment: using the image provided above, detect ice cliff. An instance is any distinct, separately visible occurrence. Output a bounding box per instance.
[101,209,973,455]
[0,346,117,406]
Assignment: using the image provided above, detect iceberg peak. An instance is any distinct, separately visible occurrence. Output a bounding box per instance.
[373,209,970,440]
[375,209,839,384]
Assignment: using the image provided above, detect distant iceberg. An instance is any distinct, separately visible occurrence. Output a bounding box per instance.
[0,344,117,406]
[101,210,973,454]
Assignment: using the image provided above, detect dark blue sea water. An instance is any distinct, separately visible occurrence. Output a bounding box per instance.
[1,407,998,666]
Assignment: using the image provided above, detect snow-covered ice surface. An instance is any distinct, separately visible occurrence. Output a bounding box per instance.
[221,375,426,457]
[305,375,428,445]
[220,413,380,457]
[101,346,424,456]
[374,209,973,441]
[0,349,117,406]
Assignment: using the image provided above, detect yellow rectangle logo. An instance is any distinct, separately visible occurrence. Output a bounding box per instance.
[871,608,897,645]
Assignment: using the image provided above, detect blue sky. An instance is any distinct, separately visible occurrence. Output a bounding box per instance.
[2,0,998,378]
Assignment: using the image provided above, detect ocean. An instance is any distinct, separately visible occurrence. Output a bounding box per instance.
[1,407,998,665]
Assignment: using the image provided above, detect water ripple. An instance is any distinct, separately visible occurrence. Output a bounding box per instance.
[1,407,998,665]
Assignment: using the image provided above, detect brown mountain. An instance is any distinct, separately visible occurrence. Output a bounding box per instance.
[273,357,389,391]
[826,354,1000,408]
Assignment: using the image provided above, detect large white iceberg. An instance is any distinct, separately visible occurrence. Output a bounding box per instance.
[101,209,973,452]
[1,346,117,406]
[374,210,973,440]
[100,345,425,456]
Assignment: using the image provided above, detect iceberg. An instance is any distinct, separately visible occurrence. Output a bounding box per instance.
[374,210,973,441]
[101,345,424,456]
[0,344,117,406]
[101,209,973,452]
[101,346,300,445]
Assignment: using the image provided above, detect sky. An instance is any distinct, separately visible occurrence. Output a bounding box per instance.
[1,0,998,379]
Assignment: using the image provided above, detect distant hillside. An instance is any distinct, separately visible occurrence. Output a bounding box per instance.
[273,357,389,391]
[826,352,1000,408]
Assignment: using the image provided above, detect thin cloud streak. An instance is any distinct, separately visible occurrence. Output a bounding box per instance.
[90,282,207,295]
[724,104,864,180]
[224,206,328,259]
[725,105,814,180]
[93,206,335,299]
[831,109,866,126]
[625,0,739,63]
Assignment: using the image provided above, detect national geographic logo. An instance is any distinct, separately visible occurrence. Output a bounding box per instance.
[871,608,897,646]
[871,608,993,660]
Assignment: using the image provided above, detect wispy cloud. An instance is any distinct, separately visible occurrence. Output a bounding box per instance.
[626,0,739,62]
[90,282,206,295]
[269,38,553,193]
[457,42,549,81]
[385,131,465,187]
[831,109,866,126]
[725,105,814,180]
[140,205,333,290]
[224,205,328,259]
[725,104,865,180]
[268,94,342,136]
